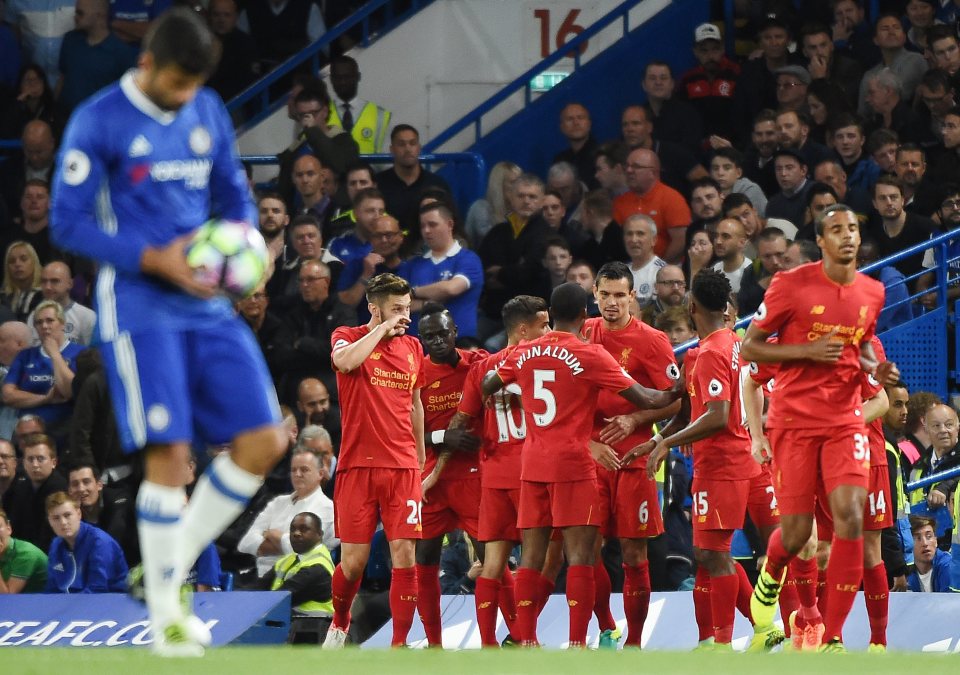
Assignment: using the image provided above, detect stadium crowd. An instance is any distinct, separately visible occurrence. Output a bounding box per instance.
[1,0,960,650]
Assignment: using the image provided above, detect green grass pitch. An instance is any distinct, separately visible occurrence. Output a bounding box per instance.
[3,646,952,675]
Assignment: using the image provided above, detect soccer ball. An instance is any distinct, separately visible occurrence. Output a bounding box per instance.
[186,219,268,300]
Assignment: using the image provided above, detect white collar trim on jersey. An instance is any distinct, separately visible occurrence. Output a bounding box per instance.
[423,241,462,262]
[120,70,177,126]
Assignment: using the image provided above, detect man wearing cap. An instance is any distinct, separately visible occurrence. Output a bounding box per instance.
[679,23,741,143]
[774,65,811,112]
[765,149,813,229]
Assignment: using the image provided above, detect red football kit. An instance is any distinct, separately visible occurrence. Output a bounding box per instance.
[419,348,488,539]
[753,262,884,514]
[686,330,760,551]
[496,331,636,528]
[331,325,425,543]
[585,316,678,539]
[459,346,527,542]
[861,337,893,531]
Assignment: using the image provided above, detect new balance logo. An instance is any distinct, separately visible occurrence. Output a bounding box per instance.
[129,135,152,158]
[810,305,825,315]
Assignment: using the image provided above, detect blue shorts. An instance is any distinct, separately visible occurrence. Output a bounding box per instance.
[100,318,281,452]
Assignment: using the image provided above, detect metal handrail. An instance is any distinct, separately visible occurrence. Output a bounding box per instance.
[422,0,647,153]
[906,464,960,493]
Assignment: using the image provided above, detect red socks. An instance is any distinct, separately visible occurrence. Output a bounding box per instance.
[593,560,616,632]
[390,567,418,647]
[415,564,442,646]
[622,561,651,647]
[733,562,754,623]
[790,556,819,610]
[515,567,541,645]
[822,536,863,644]
[710,572,739,644]
[779,570,800,636]
[331,565,361,630]
[566,565,595,647]
[764,528,794,581]
[863,562,889,646]
[499,569,519,638]
[536,573,555,617]
[475,576,501,647]
[693,568,713,642]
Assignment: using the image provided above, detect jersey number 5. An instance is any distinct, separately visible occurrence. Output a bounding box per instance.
[532,369,557,427]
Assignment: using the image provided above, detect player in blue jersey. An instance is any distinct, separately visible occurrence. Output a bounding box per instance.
[49,8,285,657]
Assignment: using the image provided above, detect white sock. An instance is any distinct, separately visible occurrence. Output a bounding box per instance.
[137,481,187,629]
[178,453,263,568]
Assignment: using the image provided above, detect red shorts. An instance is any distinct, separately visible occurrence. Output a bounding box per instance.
[420,475,481,540]
[334,467,422,543]
[746,468,780,531]
[596,468,664,539]
[864,464,894,530]
[478,486,521,543]
[691,476,750,552]
[517,479,601,529]
[768,424,870,516]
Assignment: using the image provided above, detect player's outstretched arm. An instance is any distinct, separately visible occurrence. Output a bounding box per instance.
[660,401,729,451]
[863,388,890,424]
[618,380,683,411]
[741,369,772,464]
[481,371,505,398]
[598,400,682,445]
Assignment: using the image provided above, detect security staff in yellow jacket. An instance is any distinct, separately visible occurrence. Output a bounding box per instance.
[264,512,335,617]
[328,55,392,154]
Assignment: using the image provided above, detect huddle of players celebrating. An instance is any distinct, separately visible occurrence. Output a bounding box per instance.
[321,203,899,652]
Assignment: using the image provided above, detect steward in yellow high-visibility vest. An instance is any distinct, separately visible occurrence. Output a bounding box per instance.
[265,512,335,616]
[328,55,392,154]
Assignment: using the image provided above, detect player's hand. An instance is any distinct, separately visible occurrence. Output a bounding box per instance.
[622,439,656,467]
[421,471,440,502]
[891,575,908,592]
[362,252,385,278]
[590,441,621,471]
[927,488,947,508]
[874,360,900,387]
[751,435,773,465]
[803,328,842,363]
[380,313,410,337]
[443,428,481,452]
[599,415,638,445]
[140,234,217,299]
[646,443,668,479]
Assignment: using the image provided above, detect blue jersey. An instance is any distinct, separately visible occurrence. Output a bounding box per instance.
[50,71,256,340]
[327,232,371,264]
[399,243,484,338]
[3,342,84,426]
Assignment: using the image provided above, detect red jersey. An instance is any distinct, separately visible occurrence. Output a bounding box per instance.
[459,346,526,490]
[496,331,637,483]
[752,262,884,429]
[420,348,488,479]
[861,336,888,469]
[331,325,424,471]
[585,317,679,466]
[686,329,760,481]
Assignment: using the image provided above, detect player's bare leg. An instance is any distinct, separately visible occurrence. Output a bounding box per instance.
[621,537,651,647]
[861,529,888,651]
[820,484,866,649]
[516,527,552,645]
[562,525,599,648]
[477,539,520,646]
[694,546,737,649]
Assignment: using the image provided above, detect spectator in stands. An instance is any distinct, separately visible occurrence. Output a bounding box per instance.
[65,349,125,483]
[0,506,46,593]
[465,161,520,249]
[1,66,62,144]
[867,174,939,287]
[574,189,627,272]
[735,15,803,136]
[642,61,703,152]
[766,149,812,230]
[67,463,135,564]
[928,106,960,186]
[622,214,664,305]
[327,187,384,266]
[859,13,928,116]
[863,69,928,144]
[337,215,404,324]
[613,148,691,264]
[916,69,957,146]
[918,184,960,308]
[908,404,960,547]
[811,158,873,217]
[376,125,451,233]
[0,322,28,441]
[908,514,953,592]
[710,218,750,294]
[0,0,22,91]
[0,438,18,501]
[0,242,41,323]
[327,55,392,155]
[546,162,586,229]
[25,262,94,346]
[238,448,338,578]
[593,142,628,199]
[291,154,333,225]
[259,192,291,282]
[4,434,65,552]
[532,237,573,302]
[782,238,820,270]
[869,128,900,174]
[237,285,295,389]
[0,121,56,220]
[794,181,840,242]
[904,392,941,468]
[830,113,881,194]
[685,228,713,282]
[896,144,939,217]
[296,424,335,495]
[3,301,82,434]
[776,108,833,173]
[906,0,941,52]
[619,105,707,194]
[806,79,855,146]
[679,22,740,143]
[541,189,584,248]
[206,0,259,102]
[738,109,779,197]
[641,264,686,327]
[832,0,881,68]
[856,237,913,333]
[44,491,126,592]
[928,25,960,77]
[238,0,326,68]
[655,306,696,357]
[773,65,811,113]
[565,260,599,317]
[269,215,343,312]
[404,202,484,338]
[709,147,767,217]
[13,415,44,452]
[326,162,376,238]
[3,0,74,85]
[108,0,170,48]
[688,177,723,236]
[737,227,787,316]
[56,0,133,113]
[800,21,863,108]
[5,180,59,268]
[552,103,598,190]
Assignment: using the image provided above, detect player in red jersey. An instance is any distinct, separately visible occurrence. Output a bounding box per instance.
[740,204,898,651]
[640,269,779,650]
[413,303,488,647]
[451,295,551,647]
[324,273,426,649]
[584,261,681,648]
[482,283,681,648]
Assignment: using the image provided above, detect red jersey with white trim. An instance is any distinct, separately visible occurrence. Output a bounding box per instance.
[686,329,760,481]
[332,325,424,471]
[420,347,489,479]
[861,336,888,469]
[459,346,526,490]
[585,317,680,466]
[744,336,778,395]
[496,331,637,483]
[752,262,884,429]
